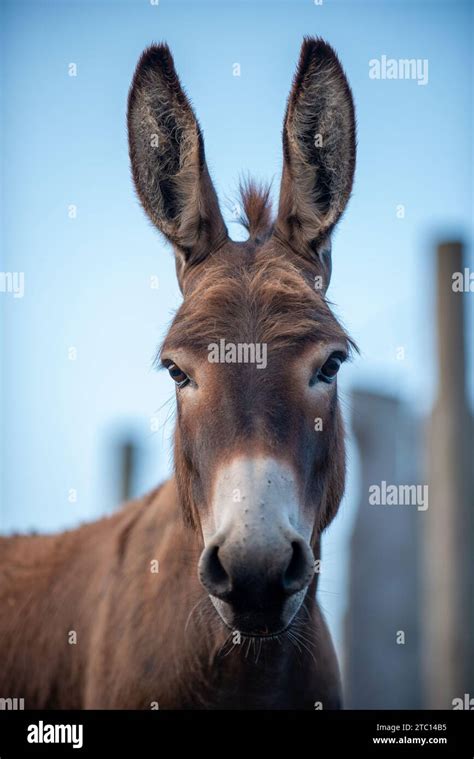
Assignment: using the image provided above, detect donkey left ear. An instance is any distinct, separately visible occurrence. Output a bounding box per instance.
[127,44,228,285]
[274,38,356,291]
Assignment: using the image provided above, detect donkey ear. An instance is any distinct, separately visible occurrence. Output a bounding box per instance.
[274,38,356,290]
[127,45,228,282]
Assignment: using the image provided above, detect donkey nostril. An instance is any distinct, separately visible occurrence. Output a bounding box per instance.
[207,545,228,586]
[283,541,310,594]
[200,544,231,599]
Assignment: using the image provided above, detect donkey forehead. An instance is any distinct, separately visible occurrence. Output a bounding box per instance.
[162,244,350,355]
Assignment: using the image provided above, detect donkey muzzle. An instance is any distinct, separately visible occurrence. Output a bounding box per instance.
[198,456,315,634]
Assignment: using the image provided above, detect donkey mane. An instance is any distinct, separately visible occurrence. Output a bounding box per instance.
[236,178,273,242]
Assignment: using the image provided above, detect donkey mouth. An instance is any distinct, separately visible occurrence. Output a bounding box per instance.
[209,591,305,638]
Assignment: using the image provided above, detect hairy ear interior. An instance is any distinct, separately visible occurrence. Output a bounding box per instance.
[127,44,228,273]
[274,37,356,287]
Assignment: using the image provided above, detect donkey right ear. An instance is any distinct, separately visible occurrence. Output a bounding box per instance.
[274,38,356,291]
[127,45,228,283]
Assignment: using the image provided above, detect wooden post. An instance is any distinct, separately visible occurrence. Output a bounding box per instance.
[345,391,422,708]
[423,241,474,707]
[119,440,138,503]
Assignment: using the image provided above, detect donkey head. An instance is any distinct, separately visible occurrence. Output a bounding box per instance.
[128,38,356,637]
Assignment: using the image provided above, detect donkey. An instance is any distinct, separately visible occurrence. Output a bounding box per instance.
[0,38,356,709]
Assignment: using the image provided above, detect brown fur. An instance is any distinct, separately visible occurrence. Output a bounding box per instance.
[0,38,356,709]
[237,178,273,242]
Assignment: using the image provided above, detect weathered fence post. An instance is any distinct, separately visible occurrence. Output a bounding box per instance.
[423,241,474,707]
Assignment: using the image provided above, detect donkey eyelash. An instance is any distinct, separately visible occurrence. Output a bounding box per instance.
[312,350,348,372]
[330,350,348,363]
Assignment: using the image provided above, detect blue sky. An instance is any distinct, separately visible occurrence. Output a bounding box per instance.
[1,0,472,656]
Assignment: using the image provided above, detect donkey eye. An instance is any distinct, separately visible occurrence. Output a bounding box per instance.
[318,354,344,383]
[310,352,346,386]
[167,363,189,388]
